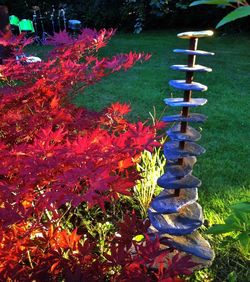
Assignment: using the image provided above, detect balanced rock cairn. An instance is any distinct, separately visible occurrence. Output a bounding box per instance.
[148,31,215,263]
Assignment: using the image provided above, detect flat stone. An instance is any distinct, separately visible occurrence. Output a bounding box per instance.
[164,98,207,107]
[173,49,215,56]
[170,64,212,72]
[157,173,201,189]
[146,226,215,266]
[164,141,206,160]
[167,124,201,142]
[148,202,203,235]
[177,30,214,39]
[148,244,212,271]
[169,80,207,92]
[148,224,161,236]
[162,113,207,123]
[167,157,197,178]
[159,247,214,269]
[161,231,215,261]
[150,188,198,213]
[130,235,213,270]
[190,254,214,268]
[26,56,42,63]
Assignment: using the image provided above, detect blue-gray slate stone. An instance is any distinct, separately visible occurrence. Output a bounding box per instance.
[162,113,207,123]
[147,226,214,262]
[164,141,206,160]
[170,64,212,73]
[167,157,197,177]
[173,49,215,56]
[157,172,201,189]
[164,98,207,107]
[148,202,203,235]
[169,80,208,92]
[160,231,215,261]
[150,188,198,213]
[167,124,201,142]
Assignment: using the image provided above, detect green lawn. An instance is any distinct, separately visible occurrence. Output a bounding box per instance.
[74,30,250,281]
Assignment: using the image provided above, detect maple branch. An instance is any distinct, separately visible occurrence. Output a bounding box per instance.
[27,250,34,269]
[69,82,87,98]
[26,104,34,115]
[36,186,53,222]
[56,203,72,227]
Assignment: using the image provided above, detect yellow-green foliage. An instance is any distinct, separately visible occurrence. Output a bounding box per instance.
[133,147,166,218]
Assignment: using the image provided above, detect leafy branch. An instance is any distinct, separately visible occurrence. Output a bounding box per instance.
[206,201,250,256]
[190,0,250,28]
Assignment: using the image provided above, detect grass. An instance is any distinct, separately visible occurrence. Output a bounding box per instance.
[73,30,250,281]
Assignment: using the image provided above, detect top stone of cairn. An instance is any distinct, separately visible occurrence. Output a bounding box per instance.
[177,30,214,39]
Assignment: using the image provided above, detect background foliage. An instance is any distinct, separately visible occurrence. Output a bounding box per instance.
[2,0,250,32]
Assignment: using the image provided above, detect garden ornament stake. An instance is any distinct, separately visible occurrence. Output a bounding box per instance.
[148,30,215,263]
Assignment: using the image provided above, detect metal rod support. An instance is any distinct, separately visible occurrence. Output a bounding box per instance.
[176,37,198,196]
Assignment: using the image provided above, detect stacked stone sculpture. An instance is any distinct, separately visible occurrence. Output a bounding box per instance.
[148,30,215,263]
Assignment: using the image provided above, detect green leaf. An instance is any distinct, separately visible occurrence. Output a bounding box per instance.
[237,232,250,251]
[228,271,237,282]
[132,234,145,242]
[231,201,250,213]
[190,0,236,7]
[206,224,237,234]
[225,214,243,229]
[233,211,250,227]
[216,6,250,28]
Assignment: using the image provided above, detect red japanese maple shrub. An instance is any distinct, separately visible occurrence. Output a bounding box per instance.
[0,30,199,281]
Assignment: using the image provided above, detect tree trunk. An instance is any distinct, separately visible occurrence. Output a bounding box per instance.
[0,5,11,64]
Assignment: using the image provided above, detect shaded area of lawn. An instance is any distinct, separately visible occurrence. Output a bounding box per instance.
[74,30,250,281]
